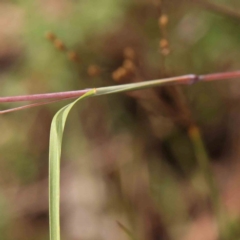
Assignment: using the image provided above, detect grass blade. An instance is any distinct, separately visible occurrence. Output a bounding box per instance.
[49,89,95,240]
[117,221,138,240]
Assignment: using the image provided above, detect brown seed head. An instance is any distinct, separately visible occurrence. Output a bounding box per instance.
[67,51,80,62]
[54,39,66,51]
[159,14,168,27]
[161,48,170,56]
[123,59,135,72]
[159,39,169,49]
[112,71,120,82]
[112,67,127,82]
[45,31,56,41]
[88,65,101,77]
[123,47,135,60]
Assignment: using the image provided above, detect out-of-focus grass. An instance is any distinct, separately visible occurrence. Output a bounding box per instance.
[1,0,240,240]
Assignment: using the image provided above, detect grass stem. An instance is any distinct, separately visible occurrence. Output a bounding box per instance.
[188,125,226,239]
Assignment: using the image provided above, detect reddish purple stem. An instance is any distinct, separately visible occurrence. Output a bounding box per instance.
[0,89,90,103]
[0,70,240,104]
[200,70,240,82]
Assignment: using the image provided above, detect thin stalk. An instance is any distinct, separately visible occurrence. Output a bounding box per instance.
[117,221,138,240]
[0,70,240,114]
[188,125,226,239]
[0,89,91,103]
[0,70,239,104]
[0,97,77,114]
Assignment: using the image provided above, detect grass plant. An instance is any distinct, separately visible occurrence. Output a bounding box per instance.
[46,70,239,240]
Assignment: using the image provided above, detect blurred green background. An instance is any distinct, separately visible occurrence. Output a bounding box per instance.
[1,0,240,239]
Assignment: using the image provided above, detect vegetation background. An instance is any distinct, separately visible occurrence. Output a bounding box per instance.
[1,0,240,239]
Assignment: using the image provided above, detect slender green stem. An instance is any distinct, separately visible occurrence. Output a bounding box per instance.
[1,70,240,105]
[117,221,138,240]
[189,125,226,239]
[94,75,196,96]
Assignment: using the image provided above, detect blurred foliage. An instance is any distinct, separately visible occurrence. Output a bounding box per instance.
[1,0,240,240]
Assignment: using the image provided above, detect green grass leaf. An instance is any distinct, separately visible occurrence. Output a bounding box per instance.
[117,221,138,240]
[49,89,95,240]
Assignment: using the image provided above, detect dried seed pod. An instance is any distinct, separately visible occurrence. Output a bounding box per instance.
[161,48,170,56]
[112,70,120,82]
[159,39,169,49]
[123,47,135,60]
[123,59,135,72]
[88,65,101,77]
[45,31,56,41]
[159,14,168,27]
[112,67,127,82]
[118,67,127,77]
[67,51,80,62]
[54,39,66,51]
